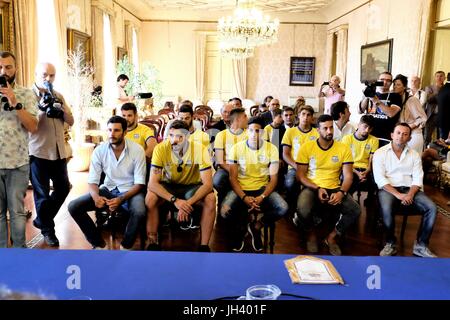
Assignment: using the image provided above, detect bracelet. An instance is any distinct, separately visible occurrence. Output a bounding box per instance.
[242,195,248,201]
[339,190,347,196]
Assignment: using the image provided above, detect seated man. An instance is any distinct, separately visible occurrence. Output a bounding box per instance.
[145,120,216,252]
[373,123,437,257]
[177,104,210,150]
[341,115,379,201]
[330,101,354,141]
[221,117,288,252]
[68,116,147,250]
[296,114,360,256]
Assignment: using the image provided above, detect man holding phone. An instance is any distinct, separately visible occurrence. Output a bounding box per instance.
[0,51,38,248]
[29,62,74,247]
[318,75,346,115]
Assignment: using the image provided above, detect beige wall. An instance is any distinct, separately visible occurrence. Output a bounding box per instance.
[67,0,92,35]
[140,21,216,102]
[326,0,432,122]
[436,0,450,27]
[247,24,327,106]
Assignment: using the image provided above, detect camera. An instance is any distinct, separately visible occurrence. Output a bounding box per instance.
[38,92,64,118]
[363,81,384,98]
[0,76,11,111]
[135,92,153,99]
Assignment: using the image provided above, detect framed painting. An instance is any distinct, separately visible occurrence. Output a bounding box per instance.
[67,28,92,66]
[360,39,393,83]
[117,47,128,61]
[0,0,13,52]
[289,57,315,86]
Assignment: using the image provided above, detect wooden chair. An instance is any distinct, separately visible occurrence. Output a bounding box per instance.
[250,105,260,117]
[157,108,176,120]
[193,113,209,131]
[195,105,214,121]
[250,209,276,254]
[140,115,165,142]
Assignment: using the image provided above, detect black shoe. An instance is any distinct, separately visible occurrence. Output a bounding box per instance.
[146,243,161,251]
[198,245,210,252]
[247,223,263,252]
[43,233,59,247]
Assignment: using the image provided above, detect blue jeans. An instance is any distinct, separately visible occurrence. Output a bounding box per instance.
[284,168,300,212]
[378,188,436,245]
[213,168,231,205]
[30,156,71,235]
[0,165,30,248]
[296,187,361,236]
[221,189,288,236]
[68,186,146,249]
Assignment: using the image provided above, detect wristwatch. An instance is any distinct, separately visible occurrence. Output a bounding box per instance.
[339,190,348,196]
[14,103,23,110]
[170,195,177,204]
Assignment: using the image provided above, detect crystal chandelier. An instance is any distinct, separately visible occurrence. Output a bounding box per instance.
[218,0,279,59]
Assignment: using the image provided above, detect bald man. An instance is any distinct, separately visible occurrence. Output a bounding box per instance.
[29,62,74,247]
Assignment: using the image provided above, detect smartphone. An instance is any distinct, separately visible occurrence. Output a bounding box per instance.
[0,76,7,88]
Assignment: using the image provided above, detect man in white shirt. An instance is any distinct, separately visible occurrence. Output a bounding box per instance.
[330,101,354,141]
[68,116,147,250]
[373,123,437,258]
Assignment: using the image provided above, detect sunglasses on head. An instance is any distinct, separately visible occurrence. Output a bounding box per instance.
[177,160,183,173]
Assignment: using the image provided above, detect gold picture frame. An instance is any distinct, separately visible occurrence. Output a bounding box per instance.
[67,28,92,66]
[117,47,128,61]
[0,0,14,52]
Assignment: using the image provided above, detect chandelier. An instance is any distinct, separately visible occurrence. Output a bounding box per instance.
[218,1,279,59]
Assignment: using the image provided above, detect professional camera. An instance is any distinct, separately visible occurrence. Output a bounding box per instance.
[0,76,11,111]
[363,80,384,98]
[38,82,64,119]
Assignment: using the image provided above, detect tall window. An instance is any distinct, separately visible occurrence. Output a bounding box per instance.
[132,27,139,73]
[103,13,114,109]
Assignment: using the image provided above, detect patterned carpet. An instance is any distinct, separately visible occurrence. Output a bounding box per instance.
[438,205,450,219]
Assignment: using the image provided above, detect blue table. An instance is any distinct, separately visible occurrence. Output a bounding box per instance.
[1,249,449,300]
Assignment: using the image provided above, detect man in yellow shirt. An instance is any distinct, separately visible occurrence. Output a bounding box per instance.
[145,120,215,252]
[282,105,319,216]
[222,117,288,252]
[296,114,360,256]
[213,107,248,207]
[341,115,379,202]
[121,103,157,163]
[177,104,210,150]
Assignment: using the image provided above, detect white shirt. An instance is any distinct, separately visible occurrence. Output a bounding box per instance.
[372,143,423,190]
[333,121,354,142]
[88,139,146,193]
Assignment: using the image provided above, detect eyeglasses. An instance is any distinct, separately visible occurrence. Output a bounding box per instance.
[177,160,183,173]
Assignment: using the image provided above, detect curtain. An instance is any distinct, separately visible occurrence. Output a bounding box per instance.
[195,33,206,103]
[232,58,246,99]
[103,12,115,111]
[325,32,334,81]
[13,0,37,87]
[417,0,434,78]
[53,0,68,94]
[91,5,105,87]
[335,26,348,87]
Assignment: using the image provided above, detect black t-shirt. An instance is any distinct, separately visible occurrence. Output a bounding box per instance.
[367,92,402,140]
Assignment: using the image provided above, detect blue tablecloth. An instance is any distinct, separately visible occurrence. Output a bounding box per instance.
[1,249,449,300]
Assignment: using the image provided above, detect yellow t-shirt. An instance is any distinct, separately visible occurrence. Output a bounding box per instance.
[281,126,319,168]
[189,129,210,149]
[341,134,379,169]
[295,140,353,189]
[125,123,155,150]
[151,140,212,185]
[228,140,279,191]
[214,129,248,156]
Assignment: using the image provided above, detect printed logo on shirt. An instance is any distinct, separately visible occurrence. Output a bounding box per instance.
[365,144,371,151]
[331,156,339,163]
[134,134,139,139]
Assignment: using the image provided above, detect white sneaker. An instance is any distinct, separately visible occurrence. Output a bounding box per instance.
[119,245,131,251]
[93,245,108,250]
[413,241,437,258]
[380,243,397,256]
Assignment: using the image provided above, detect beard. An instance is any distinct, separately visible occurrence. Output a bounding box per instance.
[172,143,183,152]
[109,136,124,146]
[323,134,334,141]
[2,74,15,85]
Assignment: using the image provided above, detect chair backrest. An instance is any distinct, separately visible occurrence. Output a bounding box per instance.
[250,105,260,117]
[193,112,209,131]
[195,105,214,122]
[140,115,166,142]
[157,108,176,120]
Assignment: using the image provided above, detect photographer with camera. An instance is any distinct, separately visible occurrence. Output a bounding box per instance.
[318,75,345,115]
[0,51,38,248]
[29,62,74,247]
[358,71,402,146]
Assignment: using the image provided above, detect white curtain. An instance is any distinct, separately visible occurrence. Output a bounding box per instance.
[91,6,105,87]
[325,32,334,80]
[53,0,68,94]
[14,0,37,86]
[232,58,247,99]
[103,13,115,111]
[132,27,140,73]
[417,0,434,78]
[195,33,207,103]
[335,26,348,87]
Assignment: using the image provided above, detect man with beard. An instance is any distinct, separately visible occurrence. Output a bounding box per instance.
[145,120,216,252]
[29,62,74,247]
[341,115,379,201]
[0,51,38,248]
[295,114,360,256]
[121,102,157,163]
[68,116,146,250]
[177,104,210,149]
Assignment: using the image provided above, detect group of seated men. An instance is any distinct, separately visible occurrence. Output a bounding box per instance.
[67,95,438,258]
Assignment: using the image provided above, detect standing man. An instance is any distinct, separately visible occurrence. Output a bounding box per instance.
[437,72,450,140]
[296,114,360,256]
[145,120,216,251]
[0,51,38,248]
[68,116,147,250]
[30,62,74,246]
[424,71,446,146]
[116,74,134,115]
[373,123,437,257]
[330,101,354,141]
